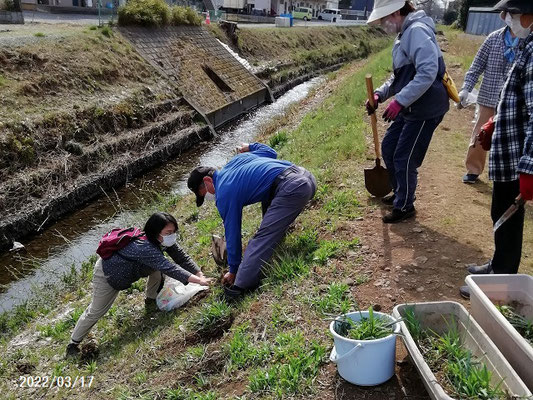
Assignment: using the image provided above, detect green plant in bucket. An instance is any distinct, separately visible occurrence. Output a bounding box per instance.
[335,306,394,340]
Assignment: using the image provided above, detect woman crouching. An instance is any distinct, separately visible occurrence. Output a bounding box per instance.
[66,212,211,357]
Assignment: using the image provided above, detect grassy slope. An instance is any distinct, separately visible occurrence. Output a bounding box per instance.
[0,44,394,400]
[208,24,391,85]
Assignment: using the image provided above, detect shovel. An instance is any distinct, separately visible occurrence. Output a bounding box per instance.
[364,74,392,198]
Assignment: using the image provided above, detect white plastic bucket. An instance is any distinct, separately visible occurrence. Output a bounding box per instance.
[329,311,400,386]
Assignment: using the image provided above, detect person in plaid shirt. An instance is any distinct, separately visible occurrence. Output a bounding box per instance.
[460,0,533,299]
[459,22,521,184]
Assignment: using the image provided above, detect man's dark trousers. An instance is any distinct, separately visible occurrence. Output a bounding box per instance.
[381,115,443,211]
[491,180,524,274]
[235,166,316,289]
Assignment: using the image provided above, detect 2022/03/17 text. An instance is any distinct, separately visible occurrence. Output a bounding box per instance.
[18,375,94,389]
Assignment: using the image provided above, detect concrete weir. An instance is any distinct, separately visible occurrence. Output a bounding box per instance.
[119,26,273,128]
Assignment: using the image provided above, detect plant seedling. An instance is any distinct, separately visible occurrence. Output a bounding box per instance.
[335,306,394,340]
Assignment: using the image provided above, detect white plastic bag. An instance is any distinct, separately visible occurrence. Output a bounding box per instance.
[459,88,479,109]
[156,278,208,311]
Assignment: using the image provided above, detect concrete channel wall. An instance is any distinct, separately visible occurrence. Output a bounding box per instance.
[119,26,273,129]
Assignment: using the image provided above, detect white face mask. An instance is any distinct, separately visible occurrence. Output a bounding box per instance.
[506,13,532,39]
[382,19,399,35]
[204,192,216,202]
[161,232,176,247]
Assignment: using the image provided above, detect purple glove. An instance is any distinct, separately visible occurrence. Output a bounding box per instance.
[382,100,403,122]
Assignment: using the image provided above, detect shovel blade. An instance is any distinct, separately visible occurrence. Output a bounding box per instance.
[364,163,392,198]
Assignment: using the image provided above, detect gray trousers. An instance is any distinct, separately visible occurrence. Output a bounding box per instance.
[70,258,163,343]
[235,166,316,289]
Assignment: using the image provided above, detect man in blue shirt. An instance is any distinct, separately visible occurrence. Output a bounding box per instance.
[187,142,316,300]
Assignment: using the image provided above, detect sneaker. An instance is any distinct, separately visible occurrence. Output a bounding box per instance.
[144,298,160,313]
[382,193,396,206]
[467,261,492,275]
[462,174,479,184]
[382,207,416,223]
[65,343,80,358]
[459,285,470,299]
[223,285,246,303]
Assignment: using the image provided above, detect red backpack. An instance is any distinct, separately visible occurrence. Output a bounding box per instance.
[96,227,146,260]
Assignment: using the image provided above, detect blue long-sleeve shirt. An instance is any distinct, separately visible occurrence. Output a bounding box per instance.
[212,143,292,274]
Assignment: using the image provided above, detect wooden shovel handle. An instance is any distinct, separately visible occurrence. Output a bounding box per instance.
[365,74,381,159]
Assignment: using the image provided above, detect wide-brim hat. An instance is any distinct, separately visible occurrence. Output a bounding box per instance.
[493,0,533,14]
[187,166,214,207]
[367,0,406,24]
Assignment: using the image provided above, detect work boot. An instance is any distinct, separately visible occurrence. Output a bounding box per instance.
[381,193,396,206]
[459,285,470,299]
[462,174,479,184]
[65,343,80,358]
[144,298,160,314]
[467,261,492,274]
[223,285,246,303]
[382,207,416,223]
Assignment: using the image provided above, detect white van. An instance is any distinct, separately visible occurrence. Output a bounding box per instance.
[318,8,342,22]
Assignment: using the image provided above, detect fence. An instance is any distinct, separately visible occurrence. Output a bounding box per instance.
[466,7,505,36]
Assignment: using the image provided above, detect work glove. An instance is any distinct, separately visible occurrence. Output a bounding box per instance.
[520,173,533,201]
[365,93,380,115]
[457,89,469,109]
[477,116,495,151]
[382,100,403,122]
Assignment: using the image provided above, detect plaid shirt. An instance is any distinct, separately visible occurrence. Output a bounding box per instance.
[463,27,516,108]
[490,33,533,182]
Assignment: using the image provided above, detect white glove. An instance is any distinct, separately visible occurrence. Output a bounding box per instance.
[457,89,469,109]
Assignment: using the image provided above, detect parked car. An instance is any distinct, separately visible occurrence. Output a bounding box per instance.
[292,7,313,21]
[318,8,341,22]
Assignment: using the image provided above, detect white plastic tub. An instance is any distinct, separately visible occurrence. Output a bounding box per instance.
[393,301,531,400]
[466,274,533,390]
[329,311,400,386]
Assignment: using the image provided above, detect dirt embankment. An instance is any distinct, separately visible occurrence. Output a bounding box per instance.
[208,24,391,95]
[0,26,210,251]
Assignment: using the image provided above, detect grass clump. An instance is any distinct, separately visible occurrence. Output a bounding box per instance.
[497,304,533,345]
[171,6,202,26]
[118,0,171,27]
[188,300,231,333]
[335,306,393,340]
[100,26,113,38]
[248,331,326,397]
[269,131,288,150]
[118,0,201,27]
[313,282,351,315]
[226,323,271,370]
[33,32,45,38]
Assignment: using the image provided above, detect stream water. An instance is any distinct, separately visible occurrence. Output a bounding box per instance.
[0,77,323,312]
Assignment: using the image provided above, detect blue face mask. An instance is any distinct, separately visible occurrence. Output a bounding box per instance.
[504,28,520,63]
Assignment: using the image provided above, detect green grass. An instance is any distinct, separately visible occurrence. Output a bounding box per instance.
[313,282,352,315]
[188,300,231,333]
[226,323,271,370]
[248,331,326,398]
[33,32,45,37]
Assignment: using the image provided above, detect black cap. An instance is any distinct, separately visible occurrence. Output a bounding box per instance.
[187,166,214,207]
[493,0,533,14]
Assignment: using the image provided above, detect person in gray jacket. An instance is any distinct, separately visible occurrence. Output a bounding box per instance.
[366,0,449,223]
[66,212,211,357]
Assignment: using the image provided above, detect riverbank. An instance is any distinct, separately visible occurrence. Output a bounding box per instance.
[2,26,531,400]
[0,23,390,252]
